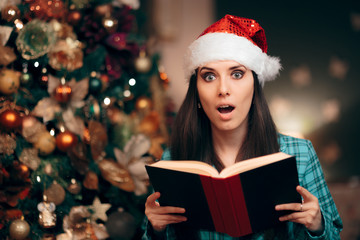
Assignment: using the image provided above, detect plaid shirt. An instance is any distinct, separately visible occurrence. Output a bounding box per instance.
[142,134,343,239]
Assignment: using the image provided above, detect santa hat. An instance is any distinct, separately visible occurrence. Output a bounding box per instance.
[183,15,281,86]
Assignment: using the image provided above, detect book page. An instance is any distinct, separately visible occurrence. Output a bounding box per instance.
[219,152,291,178]
[150,160,220,177]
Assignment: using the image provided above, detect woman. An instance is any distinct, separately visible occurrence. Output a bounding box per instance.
[143,15,342,239]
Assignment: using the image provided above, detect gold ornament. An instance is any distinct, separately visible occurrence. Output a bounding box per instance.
[134,50,152,73]
[19,148,41,170]
[9,218,30,240]
[0,69,20,95]
[98,159,135,192]
[34,131,56,155]
[88,197,111,222]
[43,181,65,205]
[37,195,56,228]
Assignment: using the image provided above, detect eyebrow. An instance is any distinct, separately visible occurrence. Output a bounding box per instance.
[199,64,246,72]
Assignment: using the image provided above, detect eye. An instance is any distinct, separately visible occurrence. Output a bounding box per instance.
[232,71,244,79]
[202,72,216,82]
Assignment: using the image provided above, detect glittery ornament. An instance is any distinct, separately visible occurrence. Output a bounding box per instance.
[134,50,152,73]
[54,83,72,103]
[38,195,56,228]
[0,69,20,95]
[19,148,40,170]
[1,5,20,22]
[55,130,78,152]
[88,197,111,222]
[33,131,56,155]
[67,178,81,194]
[9,218,30,240]
[16,19,56,60]
[0,45,17,66]
[48,39,83,72]
[43,181,65,205]
[0,133,16,155]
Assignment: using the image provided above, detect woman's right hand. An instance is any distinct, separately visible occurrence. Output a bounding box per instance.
[145,192,187,232]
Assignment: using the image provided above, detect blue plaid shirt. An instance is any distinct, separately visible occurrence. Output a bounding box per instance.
[142,134,343,239]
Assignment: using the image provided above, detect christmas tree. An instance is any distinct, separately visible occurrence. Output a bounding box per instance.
[0,0,172,239]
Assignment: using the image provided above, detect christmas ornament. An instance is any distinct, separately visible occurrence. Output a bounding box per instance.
[16,19,56,60]
[55,130,78,152]
[0,133,16,155]
[0,45,17,66]
[0,69,20,95]
[19,148,41,170]
[62,206,109,240]
[135,96,152,112]
[43,181,65,205]
[105,209,136,240]
[67,10,82,25]
[83,171,99,190]
[88,76,102,95]
[9,218,30,240]
[102,16,118,34]
[98,158,135,192]
[0,108,22,130]
[67,178,81,194]
[138,111,160,135]
[134,50,152,73]
[1,5,20,22]
[94,4,112,18]
[88,197,111,222]
[33,131,56,155]
[37,195,56,228]
[54,82,72,103]
[48,39,83,72]
[114,134,153,195]
[106,106,124,124]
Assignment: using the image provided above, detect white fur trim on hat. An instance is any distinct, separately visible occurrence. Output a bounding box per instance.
[183,32,281,86]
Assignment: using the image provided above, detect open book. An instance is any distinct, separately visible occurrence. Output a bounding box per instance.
[145,152,301,237]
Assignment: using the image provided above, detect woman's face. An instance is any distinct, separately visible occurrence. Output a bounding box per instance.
[197,60,254,133]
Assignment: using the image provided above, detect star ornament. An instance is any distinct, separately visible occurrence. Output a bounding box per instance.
[88,197,111,222]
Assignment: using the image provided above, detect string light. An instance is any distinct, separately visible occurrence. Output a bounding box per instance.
[129,78,136,86]
[104,97,111,105]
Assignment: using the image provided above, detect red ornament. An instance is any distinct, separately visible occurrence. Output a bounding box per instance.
[54,84,72,103]
[0,109,22,130]
[56,131,77,152]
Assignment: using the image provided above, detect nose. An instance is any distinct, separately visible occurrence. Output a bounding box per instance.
[218,77,230,97]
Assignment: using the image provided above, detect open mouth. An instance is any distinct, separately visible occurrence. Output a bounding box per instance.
[217,105,235,113]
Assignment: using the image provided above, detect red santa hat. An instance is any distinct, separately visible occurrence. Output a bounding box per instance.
[183,15,281,86]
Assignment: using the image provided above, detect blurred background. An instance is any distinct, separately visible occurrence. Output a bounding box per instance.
[0,0,359,239]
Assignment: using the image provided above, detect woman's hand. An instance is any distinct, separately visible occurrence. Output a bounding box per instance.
[275,186,324,233]
[145,192,187,232]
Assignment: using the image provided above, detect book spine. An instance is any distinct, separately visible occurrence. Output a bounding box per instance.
[227,175,252,236]
[210,178,241,237]
[199,176,225,233]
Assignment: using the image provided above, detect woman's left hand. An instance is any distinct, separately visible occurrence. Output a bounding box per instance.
[275,185,323,233]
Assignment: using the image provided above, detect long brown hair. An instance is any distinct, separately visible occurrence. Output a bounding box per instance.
[169,71,279,171]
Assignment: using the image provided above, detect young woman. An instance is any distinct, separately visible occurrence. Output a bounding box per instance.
[143,15,342,239]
